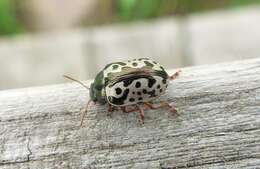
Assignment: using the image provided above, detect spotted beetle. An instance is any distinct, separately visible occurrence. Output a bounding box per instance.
[64,58,180,125]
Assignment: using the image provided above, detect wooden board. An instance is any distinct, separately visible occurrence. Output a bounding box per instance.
[0,59,260,169]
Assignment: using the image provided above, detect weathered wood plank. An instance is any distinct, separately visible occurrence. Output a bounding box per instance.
[0,59,260,169]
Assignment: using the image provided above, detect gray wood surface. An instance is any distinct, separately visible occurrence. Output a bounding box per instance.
[1,59,260,169]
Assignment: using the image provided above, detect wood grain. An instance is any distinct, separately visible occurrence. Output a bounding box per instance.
[1,59,260,169]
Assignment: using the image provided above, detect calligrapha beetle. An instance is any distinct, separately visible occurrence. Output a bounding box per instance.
[64,58,180,125]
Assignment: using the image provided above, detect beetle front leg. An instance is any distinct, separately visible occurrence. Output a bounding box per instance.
[80,100,93,127]
[108,104,113,112]
[144,101,178,114]
[106,104,116,117]
[169,70,181,80]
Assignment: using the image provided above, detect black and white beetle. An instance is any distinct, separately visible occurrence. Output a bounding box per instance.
[65,58,180,125]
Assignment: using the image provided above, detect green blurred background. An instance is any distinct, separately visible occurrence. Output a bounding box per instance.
[1,0,260,36]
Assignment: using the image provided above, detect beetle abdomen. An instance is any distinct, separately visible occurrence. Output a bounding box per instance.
[106,75,169,106]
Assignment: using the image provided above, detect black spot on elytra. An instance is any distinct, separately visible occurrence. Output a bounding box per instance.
[104,62,126,69]
[123,79,133,87]
[120,75,156,88]
[118,62,127,66]
[143,89,147,94]
[160,89,163,93]
[132,91,135,94]
[112,65,119,70]
[144,61,154,67]
[148,78,156,88]
[137,92,141,95]
[135,81,141,88]
[138,97,143,101]
[129,98,135,102]
[162,79,167,84]
[147,89,156,98]
[157,84,161,89]
[115,87,122,95]
[108,89,129,105]
[160,66,165,70]
[138,58,149,61]
[155,70,168,80]
[132,62,138,66]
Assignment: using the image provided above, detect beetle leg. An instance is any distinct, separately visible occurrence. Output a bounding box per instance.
[106,104,114,116]
[80,100,93,127]
[120,106,138,113]
[136,105,145,124]
[108,104,113,112]
[121,107,127,113]
[144,101,178,114]
[169,70,181,80]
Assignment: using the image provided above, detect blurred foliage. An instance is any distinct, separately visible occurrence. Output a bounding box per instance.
[116,0,260,21]
[1,0,260,35]
[0,0,22,35]
[230,0,260,7]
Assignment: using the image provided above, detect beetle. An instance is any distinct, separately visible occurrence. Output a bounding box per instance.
[64,58,180,126]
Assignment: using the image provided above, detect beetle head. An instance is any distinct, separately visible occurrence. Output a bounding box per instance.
[89,82,106,104]
[89,83,97,102]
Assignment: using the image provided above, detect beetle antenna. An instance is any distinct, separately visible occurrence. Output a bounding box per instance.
[63,75,90,90]
[80,100,92,127]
